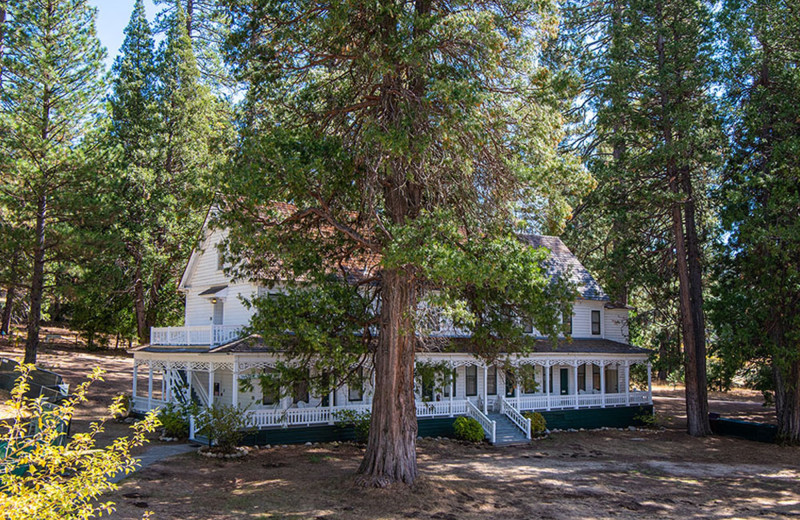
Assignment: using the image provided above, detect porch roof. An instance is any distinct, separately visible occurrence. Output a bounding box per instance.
[198,285,228,296]
[204,335,648,356]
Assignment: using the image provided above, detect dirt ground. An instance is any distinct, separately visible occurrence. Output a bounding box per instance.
[0,326,150,448]
[2,336,798,519]
[107,431,800,520]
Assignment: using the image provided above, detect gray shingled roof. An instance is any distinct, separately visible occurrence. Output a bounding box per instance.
[518,235,608,301]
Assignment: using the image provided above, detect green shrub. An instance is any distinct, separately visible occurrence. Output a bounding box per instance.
[453,416,485,442]
[195,404,250,452]
[333,409,371,443]
[158,403,190,439]
[523,411,547,435]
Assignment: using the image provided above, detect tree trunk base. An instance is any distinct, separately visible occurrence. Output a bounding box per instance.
[354,475,398,489]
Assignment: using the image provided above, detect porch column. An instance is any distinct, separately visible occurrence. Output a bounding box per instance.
[147,363,153,410]
[647,362,653,403]
[482,364,488,415]
[132,362,138,399]
[600,362,606,408]
[515,378,520,410]
[449,370,454,417]
[232,359,239,408]
[573,362,579,409]
[544,364,550,411]
[208,363,215,406]
[624,363,630,406]
[161,370,167,401]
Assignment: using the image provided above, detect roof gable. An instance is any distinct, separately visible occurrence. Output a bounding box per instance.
[518,235,608,301]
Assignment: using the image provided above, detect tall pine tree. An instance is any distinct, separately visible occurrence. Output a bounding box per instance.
[154,0,233,91]
[713,0,800,444]
[0,0,104,363]
[560,0,722,436]
[98,1,223,344]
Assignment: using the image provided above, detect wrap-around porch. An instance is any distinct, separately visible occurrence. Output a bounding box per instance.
[131,352,652,443]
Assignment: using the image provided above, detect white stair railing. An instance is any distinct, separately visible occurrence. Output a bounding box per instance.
[466,400,496,444]
[500,396,531,440]
[191,371,209,406]
[167,370,188,405]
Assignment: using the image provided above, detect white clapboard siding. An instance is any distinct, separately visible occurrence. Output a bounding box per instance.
[570,300,606,339]
[184,229,230,289]
[185,283,258,327]
[604,308,629,343]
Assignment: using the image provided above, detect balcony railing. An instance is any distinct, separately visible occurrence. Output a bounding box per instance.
[149,325,243,347]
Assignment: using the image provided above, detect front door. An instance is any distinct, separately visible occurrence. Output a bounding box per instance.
[560,368,569,395]
[212,300,224,325]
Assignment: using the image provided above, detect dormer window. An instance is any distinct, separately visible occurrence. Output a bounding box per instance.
[591,310,601,335]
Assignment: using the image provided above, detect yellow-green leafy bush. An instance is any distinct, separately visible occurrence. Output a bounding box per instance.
[523,411,547,435]
[453,416,485,442]
[0,365,159,519]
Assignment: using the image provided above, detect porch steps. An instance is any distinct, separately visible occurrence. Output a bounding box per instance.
[487,413,529,446]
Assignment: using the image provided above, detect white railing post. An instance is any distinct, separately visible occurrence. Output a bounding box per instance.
[482,365,488,415]
[147,362,153,411]
[625,364,630,406]
[449,377,454,417]
[132,363,138,400]
[545,365,551,411]
[573,362,579,409]
[600,363,606,408]
[647,362,652,404]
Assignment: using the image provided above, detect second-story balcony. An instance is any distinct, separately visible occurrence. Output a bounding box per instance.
[149,325,243,347]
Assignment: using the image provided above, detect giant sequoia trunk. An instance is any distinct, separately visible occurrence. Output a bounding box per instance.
[357,268,419,487]
[25,193,47,364]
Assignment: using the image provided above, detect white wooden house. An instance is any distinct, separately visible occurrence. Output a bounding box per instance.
[131,222,652,445]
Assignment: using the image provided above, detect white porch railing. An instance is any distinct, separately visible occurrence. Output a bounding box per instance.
[466,400,496,444]
[500,396,531,440]
[150,325,243,347]
[245,403,373,429]
[134,391,652,433]
[191,371,209,406]
[515,390,651,411]
[132,396,168,412]
[416,399,467,417]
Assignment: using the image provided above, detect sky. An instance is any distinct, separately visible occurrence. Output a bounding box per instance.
[88,0,158,68]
